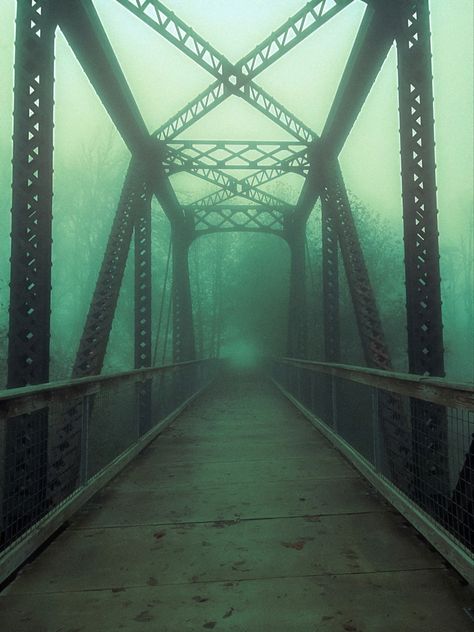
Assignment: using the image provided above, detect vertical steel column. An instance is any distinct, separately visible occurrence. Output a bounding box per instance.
[320,193,340,362]
[172,224,195,363]
[396,0,449,508]
[134,179,153,434]
[2,0,55,545]
[8,0,55,387]
[286,223,307,358]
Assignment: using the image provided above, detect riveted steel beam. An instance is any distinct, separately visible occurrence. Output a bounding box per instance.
[286,223,307,357]
[177,157,292,210]
[320,159,413,495]
[55,0,183,224]
[321,195,340,362]
[396,0,449,518]
[321,3,396,157]
[73,159,153,378]
[190,204,287,235]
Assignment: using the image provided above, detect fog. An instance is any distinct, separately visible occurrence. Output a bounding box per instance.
[0,0,472,383]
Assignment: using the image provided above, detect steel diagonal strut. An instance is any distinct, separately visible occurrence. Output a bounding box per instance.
[55,0,183,225]
[396,0,451,527]
[321,160,413,494]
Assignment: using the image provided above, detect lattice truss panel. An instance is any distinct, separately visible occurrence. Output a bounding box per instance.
[164,141,309,174]
[191,205,287,235]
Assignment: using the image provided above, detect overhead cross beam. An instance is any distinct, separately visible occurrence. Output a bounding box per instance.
[320,1,397,156]
[164,141,309,174]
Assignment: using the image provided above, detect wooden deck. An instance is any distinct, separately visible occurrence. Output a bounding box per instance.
[0,372,472,631]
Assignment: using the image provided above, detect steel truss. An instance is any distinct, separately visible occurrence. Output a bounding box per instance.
[6,0,458,546]
[164,141,309,174]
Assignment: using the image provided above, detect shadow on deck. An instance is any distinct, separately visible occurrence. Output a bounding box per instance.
[0,371,471,631]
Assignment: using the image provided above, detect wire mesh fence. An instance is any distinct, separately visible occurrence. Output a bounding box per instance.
[273,359,474,578]
[0,360,217,562]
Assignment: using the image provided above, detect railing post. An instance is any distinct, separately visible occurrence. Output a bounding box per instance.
[3,0,56,544]
[79,395,91,486]
[396,0,449,508]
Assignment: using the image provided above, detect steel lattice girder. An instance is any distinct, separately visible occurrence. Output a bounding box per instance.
[191,161,304,211]
[73,159,153,378]
[116,0,350,141]
[163,141,309,174]
[189,205,288,236]
[166,146,292,210]
[320,159,414,495]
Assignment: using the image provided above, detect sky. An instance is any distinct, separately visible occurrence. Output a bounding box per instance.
[0,0,473,376]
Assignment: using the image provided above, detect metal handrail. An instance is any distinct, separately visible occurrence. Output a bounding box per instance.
[275,357,474,410]
[0,359,217,419]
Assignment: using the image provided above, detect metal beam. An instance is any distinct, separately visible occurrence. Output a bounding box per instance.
[164,141,309,173]
[135,0,336,141]
[116,0,351,84]
[321,195,340,361]
[396,0,449,518]
[135,187,153,434]
[320,159,413,495]
[321,3,396,157]
[191,204,287,234]
[3,0,56,550]
[182,166,291,211]
[55,0,183,223]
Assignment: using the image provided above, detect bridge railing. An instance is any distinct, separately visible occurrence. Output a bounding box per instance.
[272,358,474,584]
[0,359,218,583]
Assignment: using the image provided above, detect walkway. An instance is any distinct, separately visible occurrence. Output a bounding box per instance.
[0,372,472,631]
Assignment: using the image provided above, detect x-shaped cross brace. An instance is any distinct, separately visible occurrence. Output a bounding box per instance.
[115,0,352,212]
